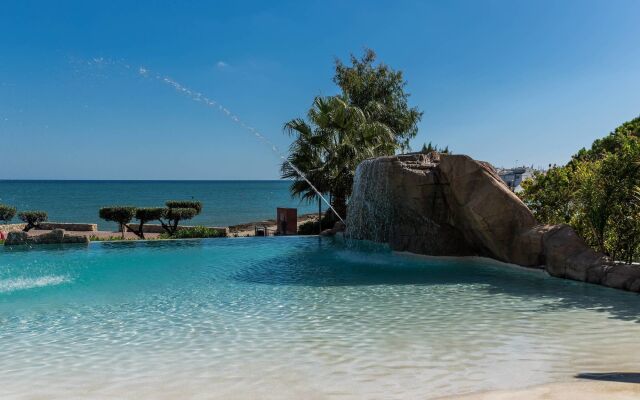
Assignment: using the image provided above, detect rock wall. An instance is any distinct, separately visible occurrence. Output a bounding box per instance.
[4,229,89,246]
[38,222,98,232]
[0,223,27,233]
[347,152,640,292]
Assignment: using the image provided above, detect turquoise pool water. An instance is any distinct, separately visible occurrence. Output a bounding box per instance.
[1,237,639,399]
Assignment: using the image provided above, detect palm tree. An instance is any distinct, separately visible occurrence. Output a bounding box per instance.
[281,96,397,220]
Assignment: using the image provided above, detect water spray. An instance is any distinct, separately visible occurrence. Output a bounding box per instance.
[135,65,345,225]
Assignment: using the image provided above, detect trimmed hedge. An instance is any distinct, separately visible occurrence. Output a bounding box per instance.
[0,204,17,224]
[166,200,202,214]
[161,226,227,239]
[99,207,136,225]
[135,207,166,222]
[99,206,136,237]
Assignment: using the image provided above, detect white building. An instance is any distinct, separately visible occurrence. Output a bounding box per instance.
[496,167,536,192]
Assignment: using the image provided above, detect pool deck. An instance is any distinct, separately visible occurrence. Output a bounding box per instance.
[6,213,320,241]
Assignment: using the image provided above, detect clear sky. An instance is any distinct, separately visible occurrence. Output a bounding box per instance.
[1,0,639,180]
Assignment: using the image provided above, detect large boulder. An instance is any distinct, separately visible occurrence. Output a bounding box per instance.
[347,152,640,292]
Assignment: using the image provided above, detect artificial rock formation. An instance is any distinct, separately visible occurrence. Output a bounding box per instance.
[4,229,89,246]
[347,152,640,292]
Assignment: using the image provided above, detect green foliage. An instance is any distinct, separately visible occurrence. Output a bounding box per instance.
[334,48,423,151]
[421,142,450,154]
[99,206,136,238]
[159,207,199,235]
[282,49,422,219]
[135,207,166,222]
[520,167,574,225]
[297,216,333,235]
[97,201,203,238]
[160,226,227,239]
[0,204,17,224]
[519,116,640,263]
[165,200,202,214]
[88,235,131,242]
[18,211,48,232]
[130,207,167,239]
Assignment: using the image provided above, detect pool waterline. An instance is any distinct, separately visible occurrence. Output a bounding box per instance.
[1,237,639,399]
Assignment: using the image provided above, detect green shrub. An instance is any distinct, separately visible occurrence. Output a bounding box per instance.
[18,211,48,232]
[166,200,202,214]
[0,204,17,224]
[135,207,166,222]
[519,116,640,263]
[160,226,227,239]
[99,206,136,238]
[297,216,332,235]
[88,235,129,242]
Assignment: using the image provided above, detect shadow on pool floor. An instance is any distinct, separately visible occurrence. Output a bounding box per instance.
[576,372,640,384]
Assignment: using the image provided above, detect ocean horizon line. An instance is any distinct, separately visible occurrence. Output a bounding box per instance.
[0,179,290,182]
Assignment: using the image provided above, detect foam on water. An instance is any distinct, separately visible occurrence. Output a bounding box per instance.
[0,276,69,293]
[1,237,639,399]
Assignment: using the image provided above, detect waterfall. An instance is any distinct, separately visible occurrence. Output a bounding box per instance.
[346,158,396,243]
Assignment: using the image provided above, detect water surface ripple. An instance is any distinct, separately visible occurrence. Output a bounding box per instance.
[1,237,639,399]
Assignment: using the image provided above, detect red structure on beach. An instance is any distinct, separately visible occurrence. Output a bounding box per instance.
[276,208,297,235]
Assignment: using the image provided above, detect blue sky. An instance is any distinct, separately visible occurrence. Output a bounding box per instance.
[1,0,639,179]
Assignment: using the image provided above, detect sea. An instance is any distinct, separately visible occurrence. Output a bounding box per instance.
[0,180,317,230]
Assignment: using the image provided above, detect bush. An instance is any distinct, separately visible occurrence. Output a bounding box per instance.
[0,204,17,224]
[135,207,166,222]
[519,116,640,263]
[297,215,332,235]
[160,226,227,239]
[99,206,136,238]
[18,211,48,232]
[166,200,202,214]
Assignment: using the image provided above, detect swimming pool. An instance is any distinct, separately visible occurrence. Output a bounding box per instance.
[1,237,639,399]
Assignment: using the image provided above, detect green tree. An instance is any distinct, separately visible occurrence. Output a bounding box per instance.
[0,204,16,224]
[282,49,422,220]
[334,48,423,151]
[18,211,48,232]
[132,207,166,239]
[159,200,202,235]
[519,116,640,263]
[99,207,136,239]
[282,96,396,219]
[421,142,450,154]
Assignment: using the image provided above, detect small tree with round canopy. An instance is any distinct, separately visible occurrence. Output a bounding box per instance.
[99,206,136,239]
[18,211,48,232]
[159,200,202,235]
[0,204,17,224]
[132,207,166,239]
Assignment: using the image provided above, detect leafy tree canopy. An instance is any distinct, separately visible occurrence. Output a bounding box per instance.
[282,49,423,219]
[18,211,48,232]
[520,116,640,263]
[0,204,16,224]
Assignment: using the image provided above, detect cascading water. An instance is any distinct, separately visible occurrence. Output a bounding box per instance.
[346,157,395,242]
